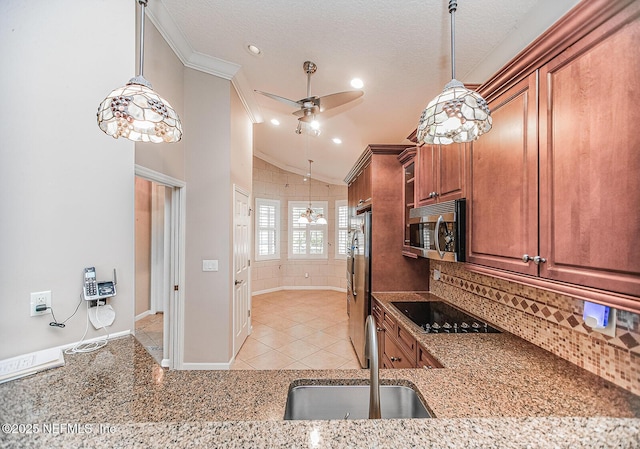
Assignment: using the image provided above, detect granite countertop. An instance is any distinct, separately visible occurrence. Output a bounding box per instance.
[1,291,639,448]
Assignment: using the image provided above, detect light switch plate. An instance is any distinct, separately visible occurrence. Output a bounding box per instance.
[202,260,218,272]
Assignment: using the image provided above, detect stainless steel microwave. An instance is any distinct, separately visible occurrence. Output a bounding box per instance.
[409,199,466,262]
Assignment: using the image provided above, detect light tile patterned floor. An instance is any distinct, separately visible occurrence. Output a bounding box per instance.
[231,290,362,370]
[135,313,164,365]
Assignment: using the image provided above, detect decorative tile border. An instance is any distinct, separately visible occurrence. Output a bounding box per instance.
[430,261,640,395]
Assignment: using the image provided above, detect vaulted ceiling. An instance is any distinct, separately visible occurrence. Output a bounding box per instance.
[147,0,580,184]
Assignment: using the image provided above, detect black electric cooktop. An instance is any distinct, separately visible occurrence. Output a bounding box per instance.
[391,301,500,334]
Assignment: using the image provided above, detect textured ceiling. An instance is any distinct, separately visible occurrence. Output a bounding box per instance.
[148,0,580,184]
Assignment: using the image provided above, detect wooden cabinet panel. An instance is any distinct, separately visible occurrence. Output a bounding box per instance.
[383,331,415,369]
[416,144,437,205]
[345,145,430,293]
[468,73,539,276]
[538,14,640,296]
[417,344,443,369]
[395,324,416,360]
[438,143,467,203]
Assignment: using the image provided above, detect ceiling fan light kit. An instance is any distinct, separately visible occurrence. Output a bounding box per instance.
[97,0,183,143]
[417,0,492,145]
[256,60,363,134]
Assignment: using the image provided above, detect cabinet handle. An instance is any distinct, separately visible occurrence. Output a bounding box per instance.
[522,254,533,263]
[390,357,401,362]
[423,365,433,370]
[428,191,439,199]
[376,327,385,332]
[533,256,547,265]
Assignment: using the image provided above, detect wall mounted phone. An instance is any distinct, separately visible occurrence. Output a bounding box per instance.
[83,267,117,301]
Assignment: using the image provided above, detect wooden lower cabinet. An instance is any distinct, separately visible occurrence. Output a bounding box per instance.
[382,332,415,369]
[417,344,443,370]
[373,298,442,369]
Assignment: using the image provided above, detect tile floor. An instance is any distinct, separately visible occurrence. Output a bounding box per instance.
[231,290,362,370]
[134,290,361,370]
[135,312,164,365]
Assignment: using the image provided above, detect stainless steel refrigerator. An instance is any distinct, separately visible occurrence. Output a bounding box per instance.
[347,210,371,368]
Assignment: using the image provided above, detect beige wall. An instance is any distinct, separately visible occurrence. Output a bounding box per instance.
[0,0,135,359]
[430,260,640,395]
[134,11,185,181]
[134,178,152,317]
[252,157,348,294]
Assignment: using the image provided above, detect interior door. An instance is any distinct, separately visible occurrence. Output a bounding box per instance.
[233,186,251,356]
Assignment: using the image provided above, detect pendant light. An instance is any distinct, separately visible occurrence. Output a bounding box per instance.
[298,160,327,225]
[97,0,182,143]
[417,0,492,145]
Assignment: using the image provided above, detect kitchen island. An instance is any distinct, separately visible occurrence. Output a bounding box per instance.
[1,293,639,448]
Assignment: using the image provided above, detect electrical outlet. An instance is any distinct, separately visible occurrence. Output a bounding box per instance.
[30,291,51,317]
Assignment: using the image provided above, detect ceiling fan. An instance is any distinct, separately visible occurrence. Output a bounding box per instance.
[255,60,364,134]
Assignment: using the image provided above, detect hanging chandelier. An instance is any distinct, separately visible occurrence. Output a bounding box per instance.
[298,160,327,225]
[417,0,492,145]
[97,0,182,143]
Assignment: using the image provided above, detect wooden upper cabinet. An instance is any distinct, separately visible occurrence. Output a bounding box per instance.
[538,12,640,296]
[469,0,640,301]
[468,73,538,276]
[416,144,437,205]
[416,143,467,206]
[397,148,417,252]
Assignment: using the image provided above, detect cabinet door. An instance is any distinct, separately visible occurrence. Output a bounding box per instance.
[416,144,437,205]
[538,14,640,296]
[437,142,467,203]
[383,331,414,369]
[417,344,443,369]
[468,73,539,275]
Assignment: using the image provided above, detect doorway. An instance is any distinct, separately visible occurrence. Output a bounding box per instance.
[134,165,186,369]
[233,185,251,357]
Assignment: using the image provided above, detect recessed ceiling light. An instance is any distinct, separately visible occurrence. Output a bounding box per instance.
[350,78,364,89]
[270,118,280,126]
[246,43,262,56]
[332,137,342,144]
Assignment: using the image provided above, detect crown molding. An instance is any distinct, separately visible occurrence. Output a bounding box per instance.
[145,1,262,123]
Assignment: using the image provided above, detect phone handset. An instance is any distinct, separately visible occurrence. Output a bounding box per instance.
[83,267,99,300]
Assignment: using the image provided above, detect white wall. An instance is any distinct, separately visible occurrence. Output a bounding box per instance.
[0,0,135,359]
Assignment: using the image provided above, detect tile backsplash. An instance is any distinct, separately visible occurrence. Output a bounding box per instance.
[430,260,640,396]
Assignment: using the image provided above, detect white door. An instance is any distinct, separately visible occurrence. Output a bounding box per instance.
[233,186,251,356]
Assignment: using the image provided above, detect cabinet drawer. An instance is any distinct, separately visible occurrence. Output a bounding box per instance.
[371,300,383,322]
[395,323,417,358]
[417,344,443,369]
[383,331,415,369]
[382,311,396,334]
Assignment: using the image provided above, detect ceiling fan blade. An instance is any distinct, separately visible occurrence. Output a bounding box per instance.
[254,90,301,109]
[318,91,364,112]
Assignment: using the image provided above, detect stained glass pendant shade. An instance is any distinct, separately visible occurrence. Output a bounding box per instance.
[97,0,182,143]
[417,0,492,145]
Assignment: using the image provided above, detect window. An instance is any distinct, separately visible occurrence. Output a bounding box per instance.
[255,198,280,261]
[288,201,328,259]
[335,200,348,259]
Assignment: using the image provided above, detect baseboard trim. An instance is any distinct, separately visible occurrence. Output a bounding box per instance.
[135,310,154,321]
[252,286,346,296]
[182,361,231,370]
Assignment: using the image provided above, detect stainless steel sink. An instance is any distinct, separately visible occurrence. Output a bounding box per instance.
[283,384,431,420]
